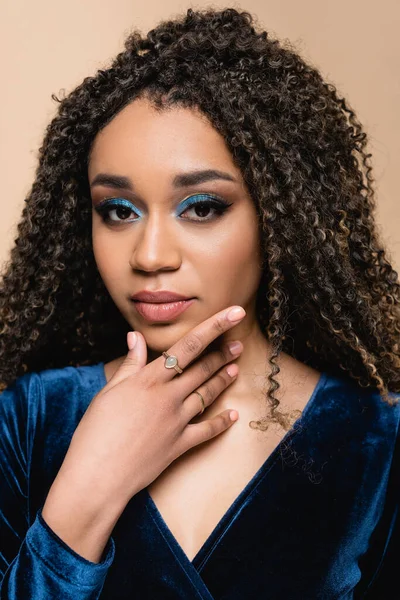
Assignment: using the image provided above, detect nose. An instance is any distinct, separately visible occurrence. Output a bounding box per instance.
[129,213,182,273]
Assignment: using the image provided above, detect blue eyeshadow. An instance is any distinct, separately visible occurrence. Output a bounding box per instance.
[98,198,143,218]
[176,194,220,216]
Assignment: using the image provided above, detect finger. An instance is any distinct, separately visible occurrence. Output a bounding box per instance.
[178,409,239,454]
[107,331,148,388]
[154,305,246,381]
[173,340,242,399]
[181,363,239,421]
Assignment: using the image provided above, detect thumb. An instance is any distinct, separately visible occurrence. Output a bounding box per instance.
[108,331,147,387]
[125,331,147,372]
[121,331,147,375]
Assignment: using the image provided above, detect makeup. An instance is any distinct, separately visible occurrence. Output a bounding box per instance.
[175,193,232,221]
[94,198,141,223]
[94,194,232,225]
[134,299,195,322]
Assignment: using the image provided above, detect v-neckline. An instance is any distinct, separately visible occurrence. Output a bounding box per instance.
[141,370,328,569]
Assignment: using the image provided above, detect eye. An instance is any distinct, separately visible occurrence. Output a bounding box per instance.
[177,194,232,222]
[94,198,141,224]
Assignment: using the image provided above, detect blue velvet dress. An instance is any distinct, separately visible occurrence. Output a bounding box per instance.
[0,363,399,599]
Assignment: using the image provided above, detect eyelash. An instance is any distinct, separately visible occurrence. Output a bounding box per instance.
[94,194,232,225]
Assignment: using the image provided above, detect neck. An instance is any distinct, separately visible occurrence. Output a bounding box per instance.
[166,316,276,408]
[105,316,284,407]
[204,318,275,409]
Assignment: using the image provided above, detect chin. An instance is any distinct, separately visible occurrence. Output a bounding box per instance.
[135,320,199,352]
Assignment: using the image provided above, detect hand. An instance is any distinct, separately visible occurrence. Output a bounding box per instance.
[42,305,245,560]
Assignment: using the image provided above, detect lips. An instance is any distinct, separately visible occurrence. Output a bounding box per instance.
[131,291,192,303]
[130,291,195,322]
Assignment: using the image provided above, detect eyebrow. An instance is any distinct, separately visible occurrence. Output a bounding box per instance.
[90,169,237,190]
[90,174,133,190]
[172,169,237,187]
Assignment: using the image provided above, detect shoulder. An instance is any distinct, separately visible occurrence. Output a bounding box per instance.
[308,371,400,456]
[320,371,399,423]
[0,363,106,440]
[38,362,107,412]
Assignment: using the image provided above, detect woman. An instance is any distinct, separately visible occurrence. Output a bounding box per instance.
[0,7,399,599]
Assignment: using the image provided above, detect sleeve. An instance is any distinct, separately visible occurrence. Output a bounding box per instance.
[0,374,115,599]
[358,403,400,598]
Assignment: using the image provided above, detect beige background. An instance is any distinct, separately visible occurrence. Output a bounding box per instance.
[1,0,399,271]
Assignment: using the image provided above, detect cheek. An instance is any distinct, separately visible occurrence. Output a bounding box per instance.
[92,227,126,288]
[92,229,109,277]
[200,214,262,297]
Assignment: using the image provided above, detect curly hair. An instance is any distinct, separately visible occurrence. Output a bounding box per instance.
[1,7,399,430]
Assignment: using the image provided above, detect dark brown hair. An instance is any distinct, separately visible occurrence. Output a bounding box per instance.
[1,8,399,429]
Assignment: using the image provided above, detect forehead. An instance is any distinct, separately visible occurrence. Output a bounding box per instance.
[88,98,243,182]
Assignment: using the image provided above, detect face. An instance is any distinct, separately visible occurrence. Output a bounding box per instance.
[88,97,263,355]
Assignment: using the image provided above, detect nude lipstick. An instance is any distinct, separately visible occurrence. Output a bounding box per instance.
[130,291,195,322]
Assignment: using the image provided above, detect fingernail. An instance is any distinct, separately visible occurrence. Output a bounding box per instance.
[127,332,137,350]
[227,341,242,355]
[229,410,239,421]
[227,307,246,322]
[226,364,239,378]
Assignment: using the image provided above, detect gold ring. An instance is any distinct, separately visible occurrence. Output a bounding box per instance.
[193,391,205,415]
[162,351,183,374]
